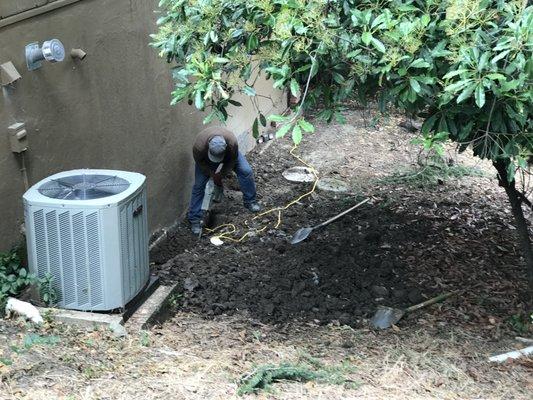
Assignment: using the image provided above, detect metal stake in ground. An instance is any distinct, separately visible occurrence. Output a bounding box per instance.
[290,198,370,245]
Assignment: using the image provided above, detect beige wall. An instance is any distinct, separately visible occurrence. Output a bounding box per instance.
[0,0,284,251]
[0,1,55,19]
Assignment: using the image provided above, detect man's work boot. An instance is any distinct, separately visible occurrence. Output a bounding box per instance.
[245,202,262,213]
[191,222,202,235]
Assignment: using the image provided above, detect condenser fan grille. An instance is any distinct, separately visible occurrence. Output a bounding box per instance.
[38,174,130,200]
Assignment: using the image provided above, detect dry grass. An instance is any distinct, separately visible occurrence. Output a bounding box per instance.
[1,312,531,400]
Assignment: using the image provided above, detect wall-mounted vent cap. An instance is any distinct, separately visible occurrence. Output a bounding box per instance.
[26,39,65,71]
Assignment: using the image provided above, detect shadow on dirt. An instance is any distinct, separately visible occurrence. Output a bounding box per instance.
[151,196,478,326]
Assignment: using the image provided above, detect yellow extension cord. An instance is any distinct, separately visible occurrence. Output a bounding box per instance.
[205,145,319,243]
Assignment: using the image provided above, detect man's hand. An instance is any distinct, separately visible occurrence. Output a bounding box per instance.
[212,172,223,187]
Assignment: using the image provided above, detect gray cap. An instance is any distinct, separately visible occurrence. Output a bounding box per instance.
[208,135,227,163]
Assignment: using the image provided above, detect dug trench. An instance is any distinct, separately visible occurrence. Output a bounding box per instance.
[151,110,528,329]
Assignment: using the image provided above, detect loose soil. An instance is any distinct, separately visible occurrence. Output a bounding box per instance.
[2,105,531,399]
[151,107,529,328]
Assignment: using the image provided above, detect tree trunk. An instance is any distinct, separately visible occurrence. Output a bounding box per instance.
[494,161,533,309]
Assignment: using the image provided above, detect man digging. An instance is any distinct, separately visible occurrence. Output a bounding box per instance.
[188,126,261,235]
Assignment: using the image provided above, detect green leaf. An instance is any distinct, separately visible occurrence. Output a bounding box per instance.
[346,49,362,58]
[409,59,430,69]
[228,100,242,107]
[491,49,511,64]
[243,86,256,96]
[268,114,286,122]
[371,14,386,29]
[486,73,506,81]
[23,333,60,349]
[475,85,486,108]
[292,125,303,144]
[407,88,417,103]
[370,37,385,53]
[275,124,291,138]
[332,72,345,84]
[456,83,476,103]
[443,69,469,79]
[445,79,472,93]
[290,79,300,97]
[230,29,243,39]
[252,118,259,139]
[259,113,267,127]
[478,52,490,71]
[409,78,421,93]
[247,34,259,51]
[194,90,204,110]
[0,358,13,366]
[421,114,438,134]
[217,84,229,99]
[213,57,229,63]
[298,119,315,133]
[361,31,372,46]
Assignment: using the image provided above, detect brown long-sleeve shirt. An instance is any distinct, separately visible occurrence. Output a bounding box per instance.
[192,126,239,177]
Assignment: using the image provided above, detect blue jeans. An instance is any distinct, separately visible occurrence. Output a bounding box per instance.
[188,151,257,223]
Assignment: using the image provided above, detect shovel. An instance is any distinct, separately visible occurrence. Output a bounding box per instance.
[370,292,455,329]
[291,198,370,244]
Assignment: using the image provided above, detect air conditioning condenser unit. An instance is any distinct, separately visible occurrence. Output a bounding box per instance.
[23,169,149,311]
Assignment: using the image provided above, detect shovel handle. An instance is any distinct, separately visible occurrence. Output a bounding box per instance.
[405,292,455,314]
[315,198,370,229]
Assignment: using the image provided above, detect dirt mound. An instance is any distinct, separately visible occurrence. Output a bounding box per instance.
[154,196,438,325]
[151,109,527,327]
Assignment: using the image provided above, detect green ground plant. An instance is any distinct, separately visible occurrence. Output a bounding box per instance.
[381,149,487,187]
[237,355,357,395]
[0,248,58,313]
[0,248,33,312]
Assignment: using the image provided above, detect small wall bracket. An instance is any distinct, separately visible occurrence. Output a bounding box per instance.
[8,122,28,153]
[0,61,22,86]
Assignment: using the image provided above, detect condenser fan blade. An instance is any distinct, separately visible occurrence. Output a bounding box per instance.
[38,174,130,200]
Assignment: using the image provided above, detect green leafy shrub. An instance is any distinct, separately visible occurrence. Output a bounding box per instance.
[0,248,34,312]
[153,0,533,302]
[0,248,58,313]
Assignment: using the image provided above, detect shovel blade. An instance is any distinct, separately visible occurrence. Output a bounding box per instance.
[291,227,314,244]
[370,306,405,329]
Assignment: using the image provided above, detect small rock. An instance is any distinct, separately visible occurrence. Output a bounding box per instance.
[183,276,199,291]
[264,303,275,315]
[371,285,389,297]
[109,321,128,338]
[338,313,352,325]
[392,289,407,299]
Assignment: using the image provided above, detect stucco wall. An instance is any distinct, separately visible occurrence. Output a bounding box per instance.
[0,1,55,19]
[0,0,284,251]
